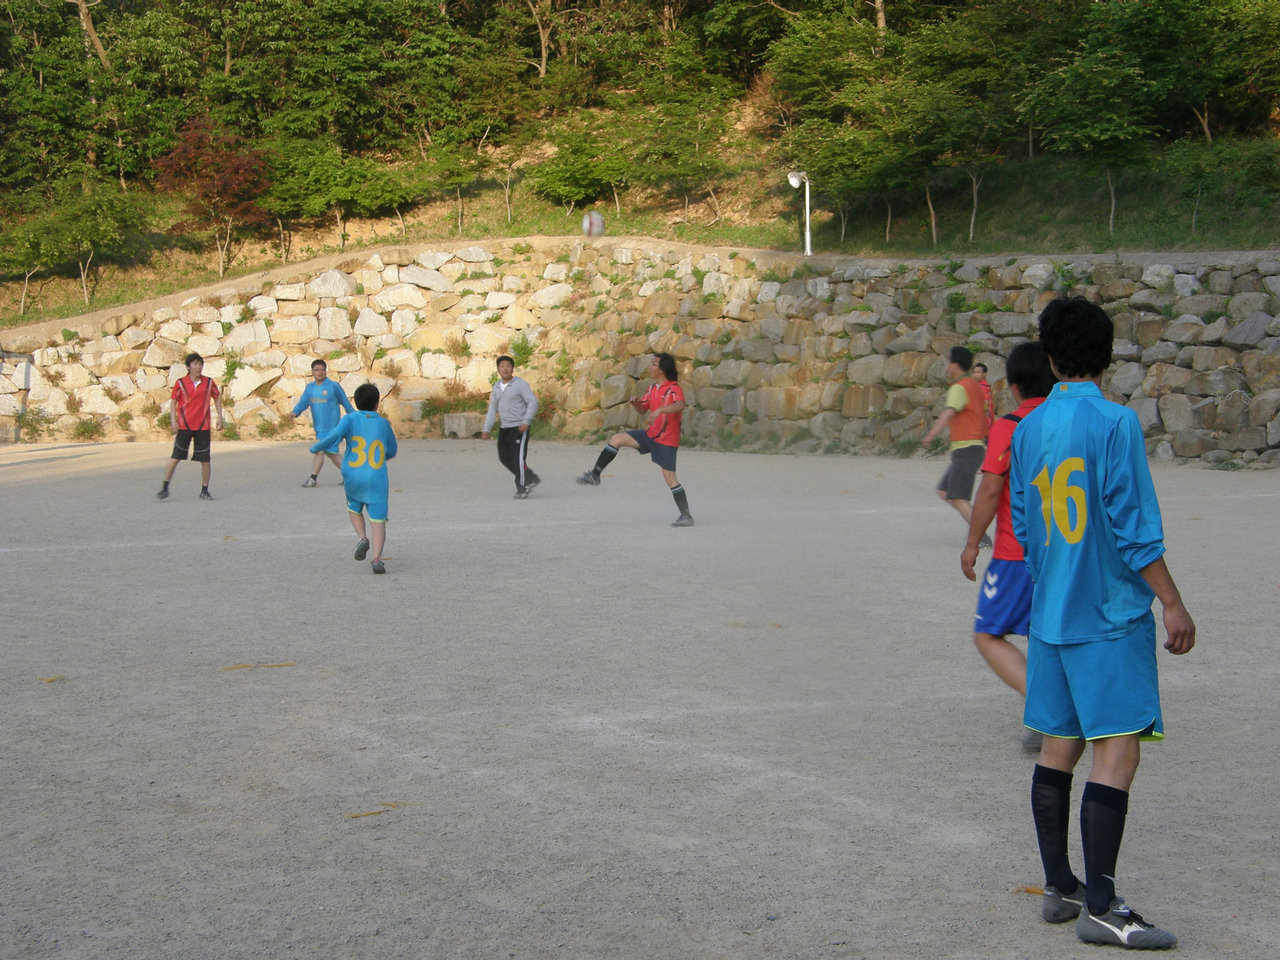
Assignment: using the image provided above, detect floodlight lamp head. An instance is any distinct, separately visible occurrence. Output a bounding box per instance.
[787,171,805,189]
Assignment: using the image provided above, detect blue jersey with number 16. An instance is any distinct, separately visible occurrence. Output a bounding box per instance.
[311,411,398,505]
[1009,380,1166,646]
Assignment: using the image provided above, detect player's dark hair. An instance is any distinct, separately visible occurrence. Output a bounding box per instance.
[184,352,203,367]
[312,359,326,369]
[1005,341,1056,399]
[948,346,974,371]
[354,383,380,411]
[973,362,988,375]
[655,352,678,382]
[496,355,514,368]
[1038,297,1112,377]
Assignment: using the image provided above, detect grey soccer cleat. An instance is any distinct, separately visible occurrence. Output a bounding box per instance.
[354,538,370,561]
[198,489,214,500]
[576,471,600,486]
[671,514,695,527]
[1042,882,1086,923]
[1076,899,1176,949]
[370,559,386,574]
[301,476,317,487]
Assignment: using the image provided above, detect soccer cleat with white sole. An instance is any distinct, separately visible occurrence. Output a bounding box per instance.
[1076,899,1176,949]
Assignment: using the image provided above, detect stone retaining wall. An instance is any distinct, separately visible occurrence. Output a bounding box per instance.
[2,241,1278,465]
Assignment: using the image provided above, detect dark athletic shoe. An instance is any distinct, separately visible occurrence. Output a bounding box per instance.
[514,488,529,499]
[156,487,169,500]
[354,538,370,561]
[1076,899,1176,949]
[1042,882,1086,923]
[199,489,214,501]
[576,471,600,486]
[302,477,317,487]
[370,559,386,574]
[671,514,695,527]
[525,475,540,491]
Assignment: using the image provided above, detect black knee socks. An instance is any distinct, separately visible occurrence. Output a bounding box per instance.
[592,444,618,475]
[1081,781,1129,916]
[1031,764,1079,894]
[670,484,690,517]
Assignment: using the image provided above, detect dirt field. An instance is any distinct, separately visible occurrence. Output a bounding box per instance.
[2,439,1275,960]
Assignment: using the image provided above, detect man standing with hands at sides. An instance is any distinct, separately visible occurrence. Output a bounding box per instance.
[577,352,694,527]
[289,358,354,487]
[921,346,990,542]
[1010,297,1195,949]
[157,352,224,501]
[482,355,541,499]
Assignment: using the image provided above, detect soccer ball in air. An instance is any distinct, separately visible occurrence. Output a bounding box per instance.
[582,210,606,237]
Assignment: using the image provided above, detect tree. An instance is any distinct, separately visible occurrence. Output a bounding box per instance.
[48,180,145,304]
[532,122,631,216]
[1019,48,1159,235]
[0,214,59,315]
[154,116,272,276]
[629,35,732,221]
[905,10,1019,242]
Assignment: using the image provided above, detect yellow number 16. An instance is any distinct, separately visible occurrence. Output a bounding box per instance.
[346,436,386,469]
[1030,457,1087,545]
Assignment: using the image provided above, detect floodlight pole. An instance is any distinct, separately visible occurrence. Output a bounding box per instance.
[788,171,811,256]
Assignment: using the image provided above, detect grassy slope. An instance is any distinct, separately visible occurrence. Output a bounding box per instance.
[4,127,1279,331]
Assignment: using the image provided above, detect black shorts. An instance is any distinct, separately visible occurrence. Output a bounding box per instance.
[626,429,678,471]
[937,445,984,500]
[171,429,212,463]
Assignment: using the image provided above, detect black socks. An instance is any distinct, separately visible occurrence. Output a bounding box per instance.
[1081,781,1129,916]
[592,444,618,475]
[1031,764,1079,894]
[671,484,690,516]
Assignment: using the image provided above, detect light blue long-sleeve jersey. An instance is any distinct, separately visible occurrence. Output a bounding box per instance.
[482,376,538,433]
[311,411,398,505]
[1010,380,1166,644]
[292,379,354,438]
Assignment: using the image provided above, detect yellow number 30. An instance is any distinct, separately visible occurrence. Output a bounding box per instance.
[1030,457,1087,545]
[346,436,386,469]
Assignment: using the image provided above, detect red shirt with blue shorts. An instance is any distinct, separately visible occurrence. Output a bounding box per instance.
[972,397,1044,637]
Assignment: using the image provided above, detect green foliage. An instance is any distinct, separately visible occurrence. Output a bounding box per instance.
[419,384,488,418]
[72,418,104,440]
[222,351,243,385]
[15,406,55,440]
[157,412,171,429]
[509,333,535,367]
[61,328,77,342]
[554,350,572,381]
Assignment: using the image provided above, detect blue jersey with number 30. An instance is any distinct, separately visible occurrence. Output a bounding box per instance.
[1009,380,1166,645]
[311,411,397,505]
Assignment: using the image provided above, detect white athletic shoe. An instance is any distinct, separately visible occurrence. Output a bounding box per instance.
[1076,899,1176,949]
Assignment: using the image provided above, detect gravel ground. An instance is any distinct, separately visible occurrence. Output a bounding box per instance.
[2,438,1275,960]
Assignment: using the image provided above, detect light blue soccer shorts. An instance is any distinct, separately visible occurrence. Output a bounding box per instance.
[1024,614,1164,741]
[346,494,389,524]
